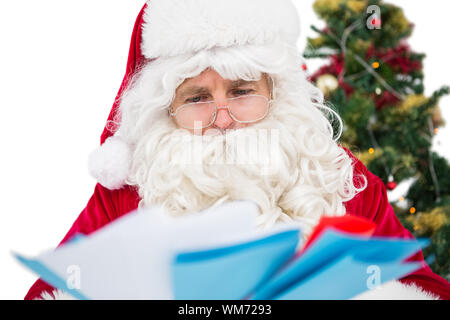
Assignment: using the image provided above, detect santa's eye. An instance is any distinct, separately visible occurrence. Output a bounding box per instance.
[186,95,210,103]
[232,89,254,96]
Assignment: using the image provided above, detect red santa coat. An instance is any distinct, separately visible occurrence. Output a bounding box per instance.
[24,149,450,300]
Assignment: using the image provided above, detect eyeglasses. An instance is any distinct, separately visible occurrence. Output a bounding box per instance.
[169,94,272,130]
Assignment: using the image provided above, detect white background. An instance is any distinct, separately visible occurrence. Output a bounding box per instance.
[0,1,449,299]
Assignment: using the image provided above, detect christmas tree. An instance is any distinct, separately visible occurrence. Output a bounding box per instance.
[303,0,449,279]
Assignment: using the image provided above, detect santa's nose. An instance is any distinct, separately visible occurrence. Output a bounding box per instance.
[213,105,234,129]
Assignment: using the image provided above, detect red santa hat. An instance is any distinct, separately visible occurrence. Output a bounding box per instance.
[88,0,300,190]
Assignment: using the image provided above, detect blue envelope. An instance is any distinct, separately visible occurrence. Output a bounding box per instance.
[14,233,90,300]
[251,229,428,300]
[274,254,422,300]
[172,229,301,300]
[14,253,90,300]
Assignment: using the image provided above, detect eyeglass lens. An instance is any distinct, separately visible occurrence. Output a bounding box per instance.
[174,95,269,129]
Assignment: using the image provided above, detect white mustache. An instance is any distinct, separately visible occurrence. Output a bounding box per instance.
[169,127,281,174]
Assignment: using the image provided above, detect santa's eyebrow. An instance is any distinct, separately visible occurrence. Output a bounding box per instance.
[177,87,210,99]
[177,79,260,100]
[229,79,260,88]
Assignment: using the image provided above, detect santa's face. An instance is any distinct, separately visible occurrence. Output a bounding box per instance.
[123,61,360,238]
[169,68,272,134]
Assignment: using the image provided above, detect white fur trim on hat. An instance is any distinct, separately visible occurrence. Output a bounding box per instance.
[141,0,300,59]
[352,280,440,300]
[88,136,131,190]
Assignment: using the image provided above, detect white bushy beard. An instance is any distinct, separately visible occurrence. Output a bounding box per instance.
[126,98,357,240]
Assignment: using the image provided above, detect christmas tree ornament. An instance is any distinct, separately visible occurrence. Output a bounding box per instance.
[431,106,444,127]
[386,181,397,191]
[386,174,397,191]
[316,74,339,95]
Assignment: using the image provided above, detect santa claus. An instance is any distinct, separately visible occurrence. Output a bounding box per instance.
[25,0,449,300]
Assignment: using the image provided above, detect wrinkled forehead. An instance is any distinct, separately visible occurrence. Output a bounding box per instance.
[174,68,273,99]
[177,69,268,88]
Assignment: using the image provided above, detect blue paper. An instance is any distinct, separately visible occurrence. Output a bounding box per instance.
[172,229,300,300]
[251,229,428,300]
[274,254,422,300]
[14,201,264,300]
[14,253,89,300]
[66,233,86,244]
[13,234,90,300]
